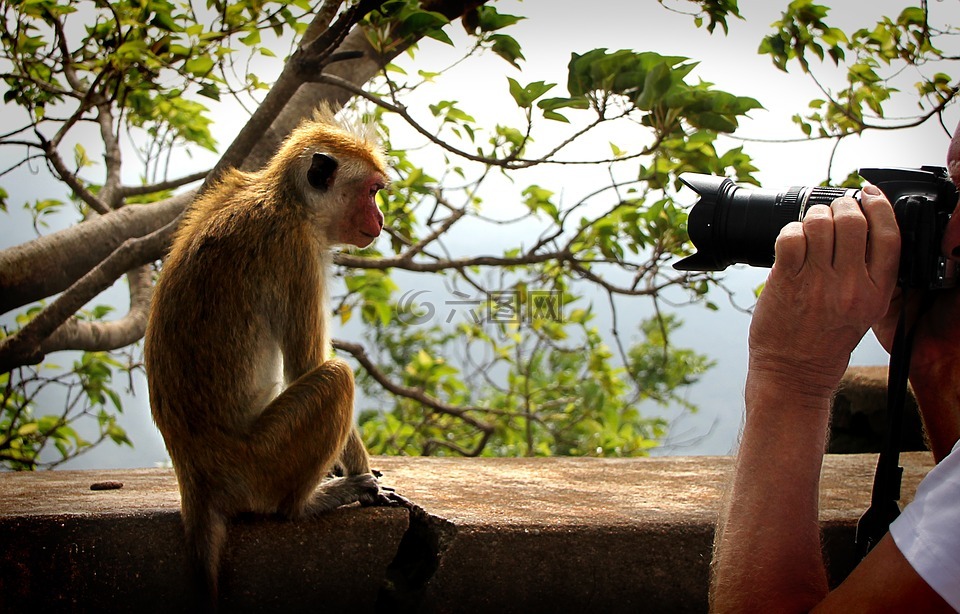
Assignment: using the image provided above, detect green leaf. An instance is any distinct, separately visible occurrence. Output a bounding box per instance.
[18,422,39,436]
[489,34,524,68]
[898,6,926,27]
[74,143,94,169]
[184,55,214,76]
[507,78,555,108]
[537,96,589,123]
[522,184,558,220]
[198,83,221,101]
[240,29,261,46]
[150,10,179,33]
[38,415,61,435]
[634,61,672,110]
[107,423,131,446]
[475,6,524,32]
[106,389,123,413]
[425,28,454,46]
[86,304,115,320]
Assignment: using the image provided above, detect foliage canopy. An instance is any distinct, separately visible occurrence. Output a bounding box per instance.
[0,0,956,468]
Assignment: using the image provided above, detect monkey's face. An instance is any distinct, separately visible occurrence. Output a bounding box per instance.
[339,174,387,248]
[304,152,386,248]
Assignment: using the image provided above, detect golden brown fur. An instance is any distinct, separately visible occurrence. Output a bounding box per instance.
[145,108,388,603]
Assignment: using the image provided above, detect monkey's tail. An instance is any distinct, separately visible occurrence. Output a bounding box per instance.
[184,503,228,610]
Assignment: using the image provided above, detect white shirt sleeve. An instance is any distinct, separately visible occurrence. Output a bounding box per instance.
[889,440,960,610]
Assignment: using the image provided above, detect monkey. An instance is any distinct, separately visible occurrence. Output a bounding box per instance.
[144,106,389,603]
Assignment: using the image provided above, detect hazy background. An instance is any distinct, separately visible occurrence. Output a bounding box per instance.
[1,0,956,468]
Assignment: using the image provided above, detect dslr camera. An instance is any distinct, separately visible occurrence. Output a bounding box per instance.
[674,166,958,289]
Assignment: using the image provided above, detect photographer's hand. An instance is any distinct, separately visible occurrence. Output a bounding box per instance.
[711,188,904,612]
[748,186,900,403]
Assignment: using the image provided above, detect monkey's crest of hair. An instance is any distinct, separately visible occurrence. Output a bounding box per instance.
[309,104,381,151]
[199,105,386,212]
[287,104,385,166]
[268,105,387,203]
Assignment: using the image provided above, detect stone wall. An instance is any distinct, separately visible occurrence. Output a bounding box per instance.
[0,454,935,613]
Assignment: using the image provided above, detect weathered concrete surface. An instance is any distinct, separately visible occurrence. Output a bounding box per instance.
[0,454,936,613]
[375,454,933,613]
[0,469,409,613]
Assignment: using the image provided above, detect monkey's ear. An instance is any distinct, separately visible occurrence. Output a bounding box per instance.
[307,153,338,191]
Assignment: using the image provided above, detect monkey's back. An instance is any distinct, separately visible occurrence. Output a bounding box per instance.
[145,173,323,444]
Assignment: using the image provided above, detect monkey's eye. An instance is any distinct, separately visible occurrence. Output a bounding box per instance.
[371,183,386,197]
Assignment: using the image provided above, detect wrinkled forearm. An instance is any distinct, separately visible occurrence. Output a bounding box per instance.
[711,369,832,612]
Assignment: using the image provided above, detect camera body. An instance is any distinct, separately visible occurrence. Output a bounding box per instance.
[674,166,958,289]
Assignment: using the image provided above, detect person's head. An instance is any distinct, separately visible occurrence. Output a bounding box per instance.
[944,122,960,262]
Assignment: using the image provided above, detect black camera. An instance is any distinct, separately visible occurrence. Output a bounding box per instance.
[673,166,958,289]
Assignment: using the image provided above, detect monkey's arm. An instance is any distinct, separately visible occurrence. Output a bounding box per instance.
[279,259,328,382]
[277,254,373,477]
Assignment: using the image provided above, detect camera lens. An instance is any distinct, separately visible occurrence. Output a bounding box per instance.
[674,173,858,271]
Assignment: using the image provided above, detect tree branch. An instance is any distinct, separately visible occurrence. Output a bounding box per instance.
[239,0,490,171]
[300,1,344,47]
[208,0,389,188]
[37,133,110,215]
[0,215,179,372]
[422,431,492,456]
[38,265,153,355]
[317,72,645,169]
[96,101,124,209]
[119,170,210,198]
[568,260,684,297]
[0,0,494,372]
[0,191,191,315]
[333,339,495,435]
[396,198,467,264]
[334,248,568,272]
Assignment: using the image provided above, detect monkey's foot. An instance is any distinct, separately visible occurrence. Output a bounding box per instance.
[360,483,413,508]
[308,473,379,514]
[358,470,411,508]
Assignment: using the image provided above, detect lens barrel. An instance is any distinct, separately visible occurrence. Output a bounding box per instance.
[674,174,858,271]
[673,167,956,289]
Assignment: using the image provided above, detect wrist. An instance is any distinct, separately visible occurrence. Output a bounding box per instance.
[747,353,845,410]
[744,360,832,434]
[742,366,832,464]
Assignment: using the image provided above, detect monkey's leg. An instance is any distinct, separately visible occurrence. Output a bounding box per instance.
[339,426,372,475]
[247,358,377,517]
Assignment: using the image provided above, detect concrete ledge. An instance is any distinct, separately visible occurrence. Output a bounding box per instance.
[0,469,408,612]
[0,454,935,613]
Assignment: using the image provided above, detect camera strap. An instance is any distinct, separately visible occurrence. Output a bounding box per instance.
[854,289,932,560]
